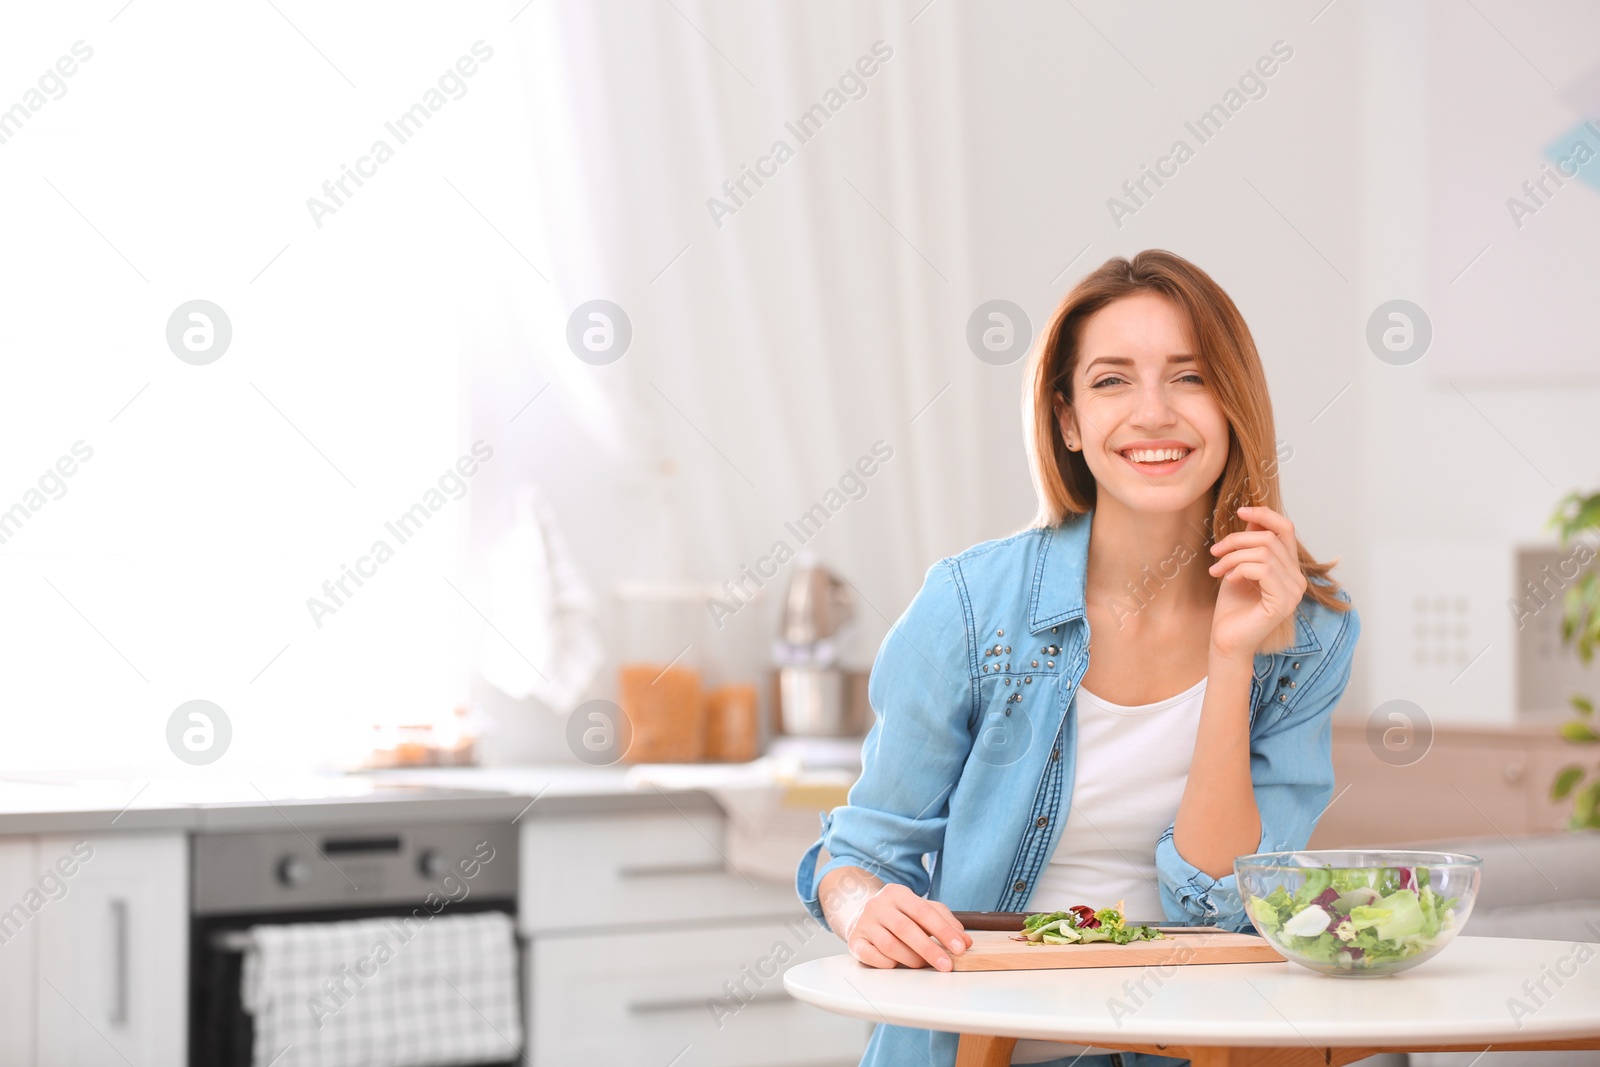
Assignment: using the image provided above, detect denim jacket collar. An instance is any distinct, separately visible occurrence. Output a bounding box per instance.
[1028,508,1323,655]
[1026,513,1090,634]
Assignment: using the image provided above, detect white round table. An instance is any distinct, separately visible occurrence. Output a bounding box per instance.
[784,936,1600,1067]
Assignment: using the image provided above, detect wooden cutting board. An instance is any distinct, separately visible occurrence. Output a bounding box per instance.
[948,928,1285,971]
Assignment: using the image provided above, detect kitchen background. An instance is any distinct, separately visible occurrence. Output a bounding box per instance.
[0,0,1593,777]
[2,1,1600,1065]
[5,0,1599,778]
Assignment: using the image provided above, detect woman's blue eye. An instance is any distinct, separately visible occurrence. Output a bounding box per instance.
[1091,373,1201,388]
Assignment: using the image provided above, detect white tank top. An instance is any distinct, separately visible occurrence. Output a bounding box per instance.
[1011,675,1206,1065]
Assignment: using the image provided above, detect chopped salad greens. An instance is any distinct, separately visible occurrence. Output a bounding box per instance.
[1017,903,1167,946]
[1245,865,1460,971]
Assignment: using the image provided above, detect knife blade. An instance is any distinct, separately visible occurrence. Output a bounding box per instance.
[950,910,1222,934]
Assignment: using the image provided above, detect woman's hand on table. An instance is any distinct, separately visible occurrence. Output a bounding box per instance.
[842,881,969,971]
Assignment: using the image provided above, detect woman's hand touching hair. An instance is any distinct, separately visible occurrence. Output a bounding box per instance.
[1207,504,1309,663]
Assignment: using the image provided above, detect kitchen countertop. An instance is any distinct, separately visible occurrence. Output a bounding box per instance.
[0,758,864,844]
[0,763,740,836]
[1329,709,1573,738]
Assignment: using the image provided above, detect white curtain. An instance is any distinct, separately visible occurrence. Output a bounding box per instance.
[459,0,1039,737]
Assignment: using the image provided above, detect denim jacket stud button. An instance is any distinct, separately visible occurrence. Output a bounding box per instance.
[1050,747,1060,761]
[1035,816,1048,828]
[1013,879,1027,892]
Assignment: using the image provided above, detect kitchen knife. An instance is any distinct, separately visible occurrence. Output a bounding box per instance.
[950,910,1222,933]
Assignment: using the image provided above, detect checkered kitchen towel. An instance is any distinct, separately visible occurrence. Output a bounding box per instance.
[240,910,522,1067]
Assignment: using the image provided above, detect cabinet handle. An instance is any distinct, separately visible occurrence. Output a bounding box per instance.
[616,861,725,879]
[109,898,128,1027]
[628,990,789,1014]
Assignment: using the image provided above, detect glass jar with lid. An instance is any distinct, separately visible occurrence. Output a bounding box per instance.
[613,582,709,762]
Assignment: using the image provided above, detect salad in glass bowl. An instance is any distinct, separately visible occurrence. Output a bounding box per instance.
[1235,850,1482,976]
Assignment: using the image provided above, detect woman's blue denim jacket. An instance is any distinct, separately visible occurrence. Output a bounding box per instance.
[793,509,1360,1067]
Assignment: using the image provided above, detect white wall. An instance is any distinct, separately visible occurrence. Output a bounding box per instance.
[0,2,528,773]
[1356,1,1600,725]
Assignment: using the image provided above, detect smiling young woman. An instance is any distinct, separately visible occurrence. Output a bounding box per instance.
[794,250,1361,1067]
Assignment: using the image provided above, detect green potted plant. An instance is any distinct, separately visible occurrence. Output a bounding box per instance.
[1549,489,1600,828]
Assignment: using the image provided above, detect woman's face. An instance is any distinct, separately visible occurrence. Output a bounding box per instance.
[1055,291,1230,517]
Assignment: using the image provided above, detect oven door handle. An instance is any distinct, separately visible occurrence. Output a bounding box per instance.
[209,915,528,953]
[109,898,128,1027]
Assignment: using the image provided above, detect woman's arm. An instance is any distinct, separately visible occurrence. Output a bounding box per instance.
[1172,650,1261,879]
[1155,494,1360,928]
[1156,600,1357,929]
[794,559,975,970]
[1172,504,1307,878]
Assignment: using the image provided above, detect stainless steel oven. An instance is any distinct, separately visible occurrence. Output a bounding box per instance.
[189,820,519,1067]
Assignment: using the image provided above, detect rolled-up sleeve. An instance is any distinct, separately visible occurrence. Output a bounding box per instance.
[1155,601,1361,931]
[795,558,975,933]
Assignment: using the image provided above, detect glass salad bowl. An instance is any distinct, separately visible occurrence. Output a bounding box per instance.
[1235,850,1482,977]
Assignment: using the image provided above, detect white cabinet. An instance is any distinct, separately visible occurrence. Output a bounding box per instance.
[531,919,870,1067]
[520,808,801,932]
[34,832,187,1067]
[1314,720,1586,847]
[521,806,870,1067]
[0,837,39,1067]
